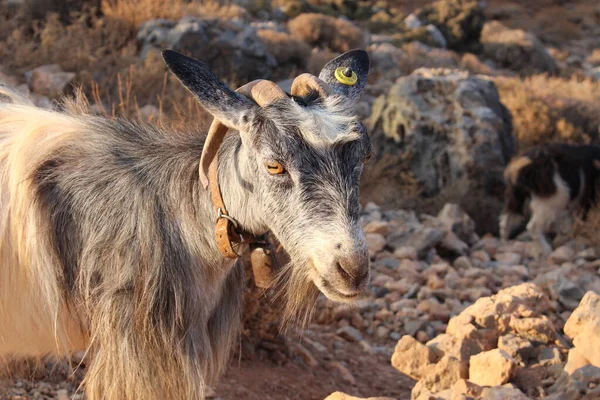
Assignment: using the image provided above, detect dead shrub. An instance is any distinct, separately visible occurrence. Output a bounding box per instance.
[587,49,600,67]
[101,0,247,27]
[288,13,366,53]
[306,49,339,76]
[495,75,600,150]
[256,29,311,69]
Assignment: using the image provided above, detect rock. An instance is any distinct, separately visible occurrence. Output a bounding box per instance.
[387,226,445,258]
[481,384,530,400]
[366,233,386,254]
[548,246,575,265]
[367,68,513,235]
[480,21,558,75]
[404,14,422,29]
[25,64,75,98]
[137,17,277,87]
[412,356,468,399]
[392,335,438,380]
[55,390,69,400]
[495,252,522,265]
[547,365,600,399]
[337,326,363,343]
[367,43,404,80]
[293,343,319,367]
[436,204,476,244]
[509,316,557,344]
[393,246,418,260]
[413,0,485,51]
[427,334,482,363]
[564,291,600,366]
[497,334,536,362]
[324,391,397,400]
[329,361,357,386]
[469,349,516,387]
[564,347,590,375]
[450,379,482,398]
[425,24,447,49]
[539,347,563,366]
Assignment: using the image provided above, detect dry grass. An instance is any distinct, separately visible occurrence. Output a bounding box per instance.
[495,75,600,151]
[256,29,311,68]
[101,0,248,27]
[288,13,366,53]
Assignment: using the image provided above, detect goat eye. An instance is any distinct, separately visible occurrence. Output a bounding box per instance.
[265,161,285,175]
[364,151,372,163]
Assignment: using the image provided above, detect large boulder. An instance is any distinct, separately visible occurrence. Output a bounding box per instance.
[137,17,277,86]
[413,0,485,51]
[480,21,558,75]
[366,68,514,234]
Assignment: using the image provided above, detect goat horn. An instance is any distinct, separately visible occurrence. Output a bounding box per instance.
[199,79,287,189]
[290,73,331,98]
[236,79,287,107]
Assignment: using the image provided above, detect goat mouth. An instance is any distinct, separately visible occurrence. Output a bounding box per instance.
[319,277,363,300]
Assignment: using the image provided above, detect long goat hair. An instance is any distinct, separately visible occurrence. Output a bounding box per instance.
[0,86,244,398]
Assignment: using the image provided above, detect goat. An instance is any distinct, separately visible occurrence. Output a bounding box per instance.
[499,143,600,252]
[0,49,372,399]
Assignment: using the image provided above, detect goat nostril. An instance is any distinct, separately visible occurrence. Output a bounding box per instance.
[336,262,352,281]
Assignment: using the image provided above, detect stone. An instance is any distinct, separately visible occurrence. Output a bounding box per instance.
[324,392,397,400]
[539,347,563,366]
[137,17,277,87]
[412,356,468,399]
[413,0,485,51]
[25,64,75,98]
[481,385,530,400]
[495,252,522,265]
[427,334,482,363]
[387,226,445,258]
[366,233,386,254]
[404,14,422,29]
[548,246,576,265]
[480,21,558,75]
[469,349,516,387]
[293,344,319,367]
[391,335,438,380]
[328,361,357,386]
[450,379,482,399]
[497,334,536,362]
[564,347,591,375]
[337,326,363,343]
[548,365,600,399]
[364,220,392,236]
[393,246,418,260]
[55,390,69,400]
[509,316,557,344]
[564,291,600,366]
[367,68,513,235]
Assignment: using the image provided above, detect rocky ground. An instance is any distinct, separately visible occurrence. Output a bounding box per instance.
[2,202,600,399]
[1,0,600,399]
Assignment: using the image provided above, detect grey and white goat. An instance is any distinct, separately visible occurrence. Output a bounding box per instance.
[0,49,372,399]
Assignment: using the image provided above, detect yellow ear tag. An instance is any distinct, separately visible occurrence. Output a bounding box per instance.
[334,67,358,86]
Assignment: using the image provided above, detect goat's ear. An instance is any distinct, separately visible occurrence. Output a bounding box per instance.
[162,49,255,130]
[318,49,370,102]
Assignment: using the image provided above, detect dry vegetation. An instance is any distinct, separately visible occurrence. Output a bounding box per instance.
[495,75,600,151]
[288,13,366,53]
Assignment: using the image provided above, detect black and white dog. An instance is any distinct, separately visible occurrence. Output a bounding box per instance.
[499,143,600,252]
